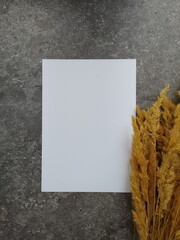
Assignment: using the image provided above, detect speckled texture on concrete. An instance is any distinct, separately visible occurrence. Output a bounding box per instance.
[0,0,179,239]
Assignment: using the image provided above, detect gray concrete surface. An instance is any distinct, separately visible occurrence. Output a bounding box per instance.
[0,0,179,239]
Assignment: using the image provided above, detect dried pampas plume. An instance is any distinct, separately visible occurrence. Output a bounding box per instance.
[130,85,180,240]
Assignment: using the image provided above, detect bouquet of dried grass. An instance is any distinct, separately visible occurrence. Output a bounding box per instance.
[130,85,180,240]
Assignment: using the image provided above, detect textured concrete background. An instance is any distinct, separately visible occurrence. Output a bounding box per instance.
[0,0,179,239]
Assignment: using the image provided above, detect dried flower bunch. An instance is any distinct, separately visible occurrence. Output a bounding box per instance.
[130,85,180,240]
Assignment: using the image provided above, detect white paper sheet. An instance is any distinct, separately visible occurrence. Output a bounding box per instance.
[42,59,136,192]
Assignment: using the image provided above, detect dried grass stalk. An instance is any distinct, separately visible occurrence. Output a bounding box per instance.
[130,86,180,240]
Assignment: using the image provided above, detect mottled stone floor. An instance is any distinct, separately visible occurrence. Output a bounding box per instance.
[0,0,179,239]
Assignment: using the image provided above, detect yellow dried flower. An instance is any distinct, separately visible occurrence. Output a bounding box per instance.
[130,86,180,240]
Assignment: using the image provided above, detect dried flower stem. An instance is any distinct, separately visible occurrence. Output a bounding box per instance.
[130,86,180,240]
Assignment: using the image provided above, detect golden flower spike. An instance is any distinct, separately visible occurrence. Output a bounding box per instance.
[130,85,180,240]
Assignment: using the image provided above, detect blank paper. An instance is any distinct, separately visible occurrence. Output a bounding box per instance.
[42,59,136,192]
